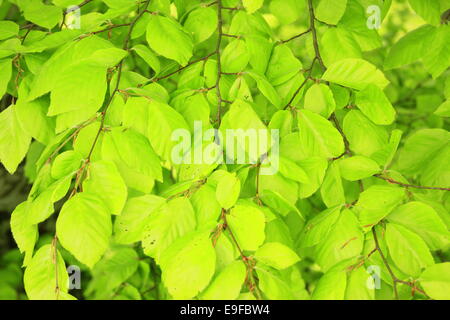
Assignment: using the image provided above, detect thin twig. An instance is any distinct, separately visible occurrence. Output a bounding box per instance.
[374,174,450,191]
[149,52,216,83]
[277,29,311,45]
[330,113,352,156]
[283,59,316,110]
[51,235,60,300]
[46,115,99,164]
[221,209,263,299]
[372,227,399,299]
[308,0,325,70]
[215,0,224,124]
[86,0,152,162]
[371,227,431,299]
[90,23,131,35]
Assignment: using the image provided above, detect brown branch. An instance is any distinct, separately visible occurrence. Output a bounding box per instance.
[277,29,311,45]
[283,1,326,110]
[283,59,316,110]
[86,0,152,162]
[149,52,216,83]
[221,209,263,300]
[307,0,325,70]
[222,33,240,38]
[371,227,399,299]
[51,235,60,299]
[45,115,99,164]
[372,227,431,299]
[222,6,242,11]
[90,23,131,35]
[374,174,450,191]
[330,113,352,156]
[205,1,218,7]
[215,0,224,125]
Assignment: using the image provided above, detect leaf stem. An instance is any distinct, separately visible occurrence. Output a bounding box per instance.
[374,174,450,191]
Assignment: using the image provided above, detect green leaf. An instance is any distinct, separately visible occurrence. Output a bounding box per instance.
[0,58,12,98]
[320,27,361,67]
[259,171,299,207]
[0,105,31,174]
[243,0,264,13]
[397,129,449,178]
[28,175,71,224]
[183,7,218,43]
[355,185,404,228]
[248,71,282,108]
[146,15,193,65]
[355,84,396,125]
[10,202,38,266]
[221,39,250,73]
[268,110,292,138]
[131,44,161,75]
[47,63,106,116]
[322,58,389,90]
[219,99,269,163]
[269,0,304,25]
[101,128,162,193]
[88,246,139,298]
[114,195,165,244]
[385,223,434,277]
[18,0,62,29]
[420,263,450,300]
[300,206,342,248]
[434,100,450,117]
[315,0,348,25]
[51,150,83,179]
[160,231,216,299]
[312,264,347,300]
[266,44,302,86]
[56,192,112,268]
[176,93,210,132]
[227,204,266,251]
[384,25,435,70]
[83,160,128,215]
[422,25,450,78]
[256,266,307,299]
[339,155,380,181]
[190,184,222,231]
[338,0,382,51]
[142,197,197,262]
[345,266,375,300]
[297,109,344,159]
[297,157,328,199]
[408,0,441,25]
[387,202,450,250]
[315,209,364,271]
[320,162,346,207]
[24,244,70,300]
[245,35,273,75]
[278,156,309,184]
[0,21,19,40]
[343,110,388,157]
[216,172,241,210]
[304,83,336,118]
[103,0,136,9]
[255,242,300,270]
[146,100,190,162]
[15,96,55,145]
[371,129,402,168]
[199,260,246,300]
